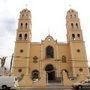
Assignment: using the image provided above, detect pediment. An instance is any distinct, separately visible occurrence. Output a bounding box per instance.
[45,35,54,41]
[41,35,57,44]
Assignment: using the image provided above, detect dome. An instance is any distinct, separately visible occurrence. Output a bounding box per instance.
[67,9,78,14]
[19,8,31,19]
[20,8,31,13]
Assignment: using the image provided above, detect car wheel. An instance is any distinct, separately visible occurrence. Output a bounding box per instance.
[78,85,82,90]
[2,85,7,89]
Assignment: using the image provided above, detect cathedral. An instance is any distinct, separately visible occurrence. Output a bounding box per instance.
[12,8,89,87]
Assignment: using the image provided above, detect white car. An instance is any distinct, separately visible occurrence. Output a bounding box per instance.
[0,76,18,89]
[72,79,90,89]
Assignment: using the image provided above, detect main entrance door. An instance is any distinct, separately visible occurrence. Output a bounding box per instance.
[45,64,55,83]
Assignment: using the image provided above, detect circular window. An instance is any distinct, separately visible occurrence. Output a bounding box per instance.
[20,49,23,53]
[79,68,83,72]
[77,49,80,53]
[18,69,22,73]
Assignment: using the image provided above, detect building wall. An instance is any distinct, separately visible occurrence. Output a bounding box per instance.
[12,8,89,87]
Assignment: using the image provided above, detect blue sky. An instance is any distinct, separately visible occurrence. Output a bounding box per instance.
[0,0,90,68]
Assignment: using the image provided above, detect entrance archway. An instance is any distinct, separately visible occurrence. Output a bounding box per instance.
[45,64,55,83]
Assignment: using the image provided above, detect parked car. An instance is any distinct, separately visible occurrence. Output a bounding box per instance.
[0,76,18,90]
[72,79,90,90]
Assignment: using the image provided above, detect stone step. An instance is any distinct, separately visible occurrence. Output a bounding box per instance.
[17,86,73,90]
[17,88,72,90]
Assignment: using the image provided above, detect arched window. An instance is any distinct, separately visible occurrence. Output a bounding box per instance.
[32,70,40,81]
[77,34,80,39]
[21,23,23,28]
[71,23,74,28]
[25,23,28,28]
[76,23,78,28]
[62,56,66,63]
[70,15,72,18]
[74,14,76,18]
[46,46,54,58]
[24,34,27,40]
[45,64,55,81]
[19,34,22,40]
[72,34,75,40]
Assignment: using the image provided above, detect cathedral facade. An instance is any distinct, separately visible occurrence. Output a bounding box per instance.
[12,8,89,87]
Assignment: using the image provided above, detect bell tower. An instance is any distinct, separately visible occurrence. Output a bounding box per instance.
[66,9,83,42]
[12,8,32,81]
[17,8,32,41]
[66,9,89,77]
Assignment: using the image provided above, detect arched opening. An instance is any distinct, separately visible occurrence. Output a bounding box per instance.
[70,15,72,18]
[76,23,78,28]
[77,34,80,39]
[19,34,22,40]
[74,14,76,18]
[25,23,28,28]
[45,64,55,83]
[46,46,54,58]
[24,34,27,40]
[20,23,23,28]
[72,34,75,40]
[71,23,74,28]
[32,70,40,81]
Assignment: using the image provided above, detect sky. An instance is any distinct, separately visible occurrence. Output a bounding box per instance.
[0,0,90,68]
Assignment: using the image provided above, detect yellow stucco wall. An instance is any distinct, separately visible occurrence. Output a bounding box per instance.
[12,8,90,87]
